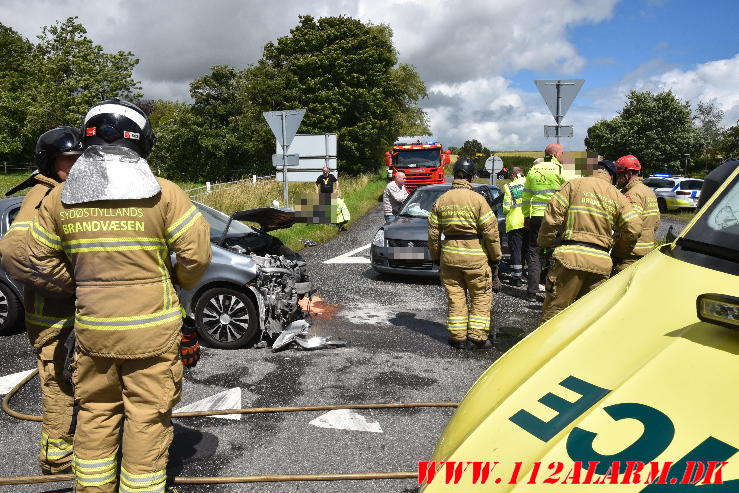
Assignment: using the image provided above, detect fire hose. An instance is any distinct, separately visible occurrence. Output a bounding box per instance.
[1,368,458,486]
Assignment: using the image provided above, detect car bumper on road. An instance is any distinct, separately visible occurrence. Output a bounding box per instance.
[666,197,699,210]
[370,245,440,277]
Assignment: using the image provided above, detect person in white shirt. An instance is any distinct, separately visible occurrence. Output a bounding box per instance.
[383,172,409,222]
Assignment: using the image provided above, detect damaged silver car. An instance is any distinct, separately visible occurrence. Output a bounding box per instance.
[179,203,314,349]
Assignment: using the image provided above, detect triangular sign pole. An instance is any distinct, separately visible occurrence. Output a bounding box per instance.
[263,109,306,207]
[534,79,584,143]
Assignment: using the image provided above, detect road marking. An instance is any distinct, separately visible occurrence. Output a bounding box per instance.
[175,387,242,420]
[309,409,383,433]
[323,243,371,264]
[0,369,35,395]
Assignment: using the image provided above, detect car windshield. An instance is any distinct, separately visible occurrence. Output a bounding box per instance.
[679,173,739,259]
[398,188,447,217]
[393,149,440,168]
[194,202,253,239]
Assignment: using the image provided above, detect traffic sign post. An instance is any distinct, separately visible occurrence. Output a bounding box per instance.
[263,109,306,207]
[535,79,584,143]
[485,156,504,186]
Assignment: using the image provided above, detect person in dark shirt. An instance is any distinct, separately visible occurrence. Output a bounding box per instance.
[315,166,339,196]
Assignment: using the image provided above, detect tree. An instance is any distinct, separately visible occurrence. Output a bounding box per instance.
[694,100,725,157]
[0,24,33,159]
[256,15,428,174]
[457,139,492,167]
[585,90,703,175]
[0,17,141,164]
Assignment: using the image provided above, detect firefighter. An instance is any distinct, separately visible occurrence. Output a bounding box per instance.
[521,143,566,301]
[23,99,211,493]
[613,155,660,273]
[428,158,502,350]
[0,127,81,474]
[538,160,642,323]
[502,167,527,286]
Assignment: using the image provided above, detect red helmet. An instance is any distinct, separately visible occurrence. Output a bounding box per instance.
[615,155,641,173]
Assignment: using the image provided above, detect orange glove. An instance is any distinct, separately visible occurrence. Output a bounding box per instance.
[180,317,200,368]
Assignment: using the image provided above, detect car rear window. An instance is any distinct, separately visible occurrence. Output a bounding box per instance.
[644,178,675,189]
[680,180,703,191]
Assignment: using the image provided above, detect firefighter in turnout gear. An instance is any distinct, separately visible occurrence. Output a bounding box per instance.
[521,143,566,301]
[22,100,211,493]
[502,167,527,286]
[428,158,502,350]
[0,127,82,474]
[538,160,642,323]
[613,155,660,273]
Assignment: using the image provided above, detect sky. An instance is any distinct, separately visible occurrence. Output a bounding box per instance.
[2,0,738,151]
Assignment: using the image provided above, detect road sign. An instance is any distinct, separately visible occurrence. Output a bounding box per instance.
[263,109,305,148]
[277,134,337,157]
[485,156,503,173]
[544,125,574,138]
[535,80,583,122]
[272,154,300,167]
[263,109,306,207]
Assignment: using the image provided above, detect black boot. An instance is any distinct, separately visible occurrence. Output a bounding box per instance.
[467,338,493,350]
[448,338,466,349]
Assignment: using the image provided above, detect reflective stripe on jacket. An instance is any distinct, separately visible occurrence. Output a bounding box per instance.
[521,157,565,218]
[502,176,526,232]
[428,180,502,269]
[0,175,75,348]
[25,178,211,359]
[538,169,643,275]
[620,177,660,257]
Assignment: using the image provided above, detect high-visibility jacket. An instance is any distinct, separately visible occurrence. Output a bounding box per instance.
[0,174,74,348]
[620,177,660,257]
[502,175,526,232]
[538,169,642,275]
[26,178,211,359]
[428,179,502,269]
[521,157,565,218]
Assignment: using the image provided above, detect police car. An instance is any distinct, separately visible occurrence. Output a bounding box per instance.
[643,174,703,212]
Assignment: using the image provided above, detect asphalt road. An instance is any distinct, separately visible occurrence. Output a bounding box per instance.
[0,203,689,492]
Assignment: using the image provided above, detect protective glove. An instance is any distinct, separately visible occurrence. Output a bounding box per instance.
[180,317,200,368]
[523,217,530,229]
[489,262,502,293]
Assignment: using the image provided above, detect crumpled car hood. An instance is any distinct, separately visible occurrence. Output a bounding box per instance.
[231,207,295,232]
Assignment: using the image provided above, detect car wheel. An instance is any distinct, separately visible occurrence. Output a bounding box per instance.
[0,282,22,336]
[194,287,258,349]
[657,197,667,213]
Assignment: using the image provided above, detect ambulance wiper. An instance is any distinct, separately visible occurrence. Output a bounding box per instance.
[676,237,739,263]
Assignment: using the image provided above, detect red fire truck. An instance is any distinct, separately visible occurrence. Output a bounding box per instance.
[385,137,451,192]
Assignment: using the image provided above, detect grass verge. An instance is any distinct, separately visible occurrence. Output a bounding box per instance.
[197,174,387,252]
[660,209,696,222]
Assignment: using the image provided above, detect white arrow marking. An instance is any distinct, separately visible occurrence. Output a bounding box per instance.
[309,409,383,433]
[0,369,35,395]
[175,387,242,420]
[323,243,371,264]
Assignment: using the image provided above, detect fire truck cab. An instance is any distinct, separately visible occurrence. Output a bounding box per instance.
[385,136,451,192]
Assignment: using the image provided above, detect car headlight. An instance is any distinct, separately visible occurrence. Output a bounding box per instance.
[697,294,739,329]
[372,229,385,247]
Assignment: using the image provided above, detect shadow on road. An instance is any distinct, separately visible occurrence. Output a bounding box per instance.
[390,311,447,344]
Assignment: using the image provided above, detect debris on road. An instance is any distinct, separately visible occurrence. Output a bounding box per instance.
[271,319,346,352]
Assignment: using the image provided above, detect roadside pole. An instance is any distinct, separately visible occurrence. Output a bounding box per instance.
[263,109,305,208]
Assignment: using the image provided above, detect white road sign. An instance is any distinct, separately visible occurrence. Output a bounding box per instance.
[263,109,305,148]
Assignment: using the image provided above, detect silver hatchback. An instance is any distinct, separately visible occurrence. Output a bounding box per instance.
[0,197,313,349]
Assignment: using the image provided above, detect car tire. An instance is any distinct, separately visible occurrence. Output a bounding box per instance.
[0,281,22,336]
[194,287,259,349]
[657,197,667,213]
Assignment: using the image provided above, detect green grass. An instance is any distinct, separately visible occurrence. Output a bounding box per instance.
[660,209,697,222]
[0,172,34,196]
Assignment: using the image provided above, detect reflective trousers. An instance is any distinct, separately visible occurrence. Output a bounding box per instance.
[507,228,528,280]
[440,262,493,342]
[526,217,551,295]
[541,261,608,324]
[37,335,75,473]
[72,341,182,493]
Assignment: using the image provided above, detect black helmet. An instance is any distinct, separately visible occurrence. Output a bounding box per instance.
[82,98,155,158]
[697,158,739,210]
[453,157,477,178]
[598,160,617,182]
[35,126,83,178]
